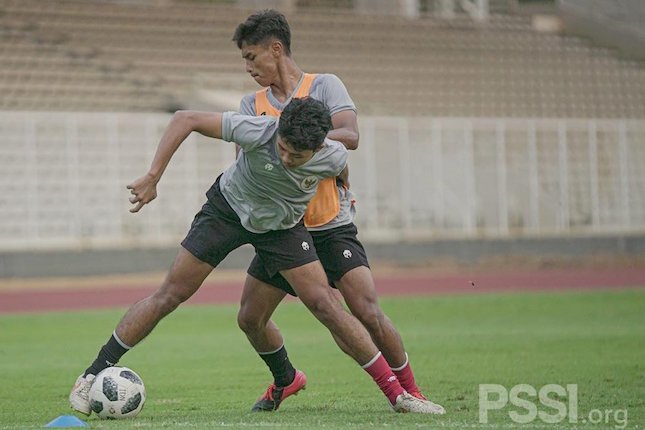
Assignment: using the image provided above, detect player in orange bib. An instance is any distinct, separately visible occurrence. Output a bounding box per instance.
[232,10,444,413]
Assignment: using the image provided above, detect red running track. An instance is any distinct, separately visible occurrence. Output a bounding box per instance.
[1,267,644,314]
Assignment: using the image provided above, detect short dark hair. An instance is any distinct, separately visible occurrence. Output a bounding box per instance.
[278,98,332,152]
[232,9,291,55]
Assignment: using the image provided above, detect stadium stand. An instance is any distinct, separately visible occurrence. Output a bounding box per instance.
[0,0,644,258]
[0,0,644,117]
[559,0,645,61]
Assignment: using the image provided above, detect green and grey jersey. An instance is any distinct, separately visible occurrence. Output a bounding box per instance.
[218,112,348,234]
[239,73,357,232]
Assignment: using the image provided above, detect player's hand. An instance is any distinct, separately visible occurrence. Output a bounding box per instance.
[126,173,159,213]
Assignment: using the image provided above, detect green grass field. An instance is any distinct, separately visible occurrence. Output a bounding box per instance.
[1,289,643,429]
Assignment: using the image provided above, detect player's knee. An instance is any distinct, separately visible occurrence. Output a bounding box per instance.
[151,295,180,316]
[237,308,260,334]
[152,283,191,314]
[355,305,385,335]
[302,292,343,326]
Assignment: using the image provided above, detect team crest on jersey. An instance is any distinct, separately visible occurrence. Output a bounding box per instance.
[264,163,274,171]
[300,175,319,191]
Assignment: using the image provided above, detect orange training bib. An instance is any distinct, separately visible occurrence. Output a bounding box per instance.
[254,74,340,228]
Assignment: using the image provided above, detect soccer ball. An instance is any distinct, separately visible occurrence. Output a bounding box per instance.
[88,366,146,419]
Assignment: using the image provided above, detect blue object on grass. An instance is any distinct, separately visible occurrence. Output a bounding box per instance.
[44,415,88,427]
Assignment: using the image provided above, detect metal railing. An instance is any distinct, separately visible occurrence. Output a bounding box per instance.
[351,117,645,240]
[1,112,643,250]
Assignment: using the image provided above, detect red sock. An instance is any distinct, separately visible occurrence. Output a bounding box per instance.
[363,352,405,406]
[392,353,421,394]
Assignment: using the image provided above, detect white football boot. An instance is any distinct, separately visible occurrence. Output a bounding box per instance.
[393,391,446,414]
[69,373,95,415]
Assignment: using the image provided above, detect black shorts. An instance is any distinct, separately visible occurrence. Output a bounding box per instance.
[247,222,370,296]
[181,177,319,276]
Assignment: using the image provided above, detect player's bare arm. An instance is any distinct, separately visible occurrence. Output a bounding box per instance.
[127,111,223,213]
[328,110,357,189]
[328,110,359,150]
[337,164,350,189]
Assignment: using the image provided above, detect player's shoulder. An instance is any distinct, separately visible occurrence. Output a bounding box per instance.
[322,137,348,153]
[241,92,257,103]
[239,92,256,106]
[223,112,277,148]
[226,111,277,131]
[312,73,346,87]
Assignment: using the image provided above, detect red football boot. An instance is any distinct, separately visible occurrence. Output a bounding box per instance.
[251,370,307,411]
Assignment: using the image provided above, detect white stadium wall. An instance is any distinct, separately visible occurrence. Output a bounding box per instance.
[0,112,644,252]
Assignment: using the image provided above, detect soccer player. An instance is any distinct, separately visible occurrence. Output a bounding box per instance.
[232,10,445,414]
[68,98,440,415]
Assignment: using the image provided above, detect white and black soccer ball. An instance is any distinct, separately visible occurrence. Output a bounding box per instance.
[88,366,146,419]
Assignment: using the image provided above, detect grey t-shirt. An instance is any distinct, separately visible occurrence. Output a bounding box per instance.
[239,73,357,231]
[218,112,348,234]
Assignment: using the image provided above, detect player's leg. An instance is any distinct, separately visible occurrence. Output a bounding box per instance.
[237,270,307,411]
[70,248,214,415]
[313,226,407,364]
[237,274,288,353]
[238,272,296,390]
[70,184,247,415]
[311,225,405,360]
[316,223,439,406]
[254,224,443,413]
[281,261,442,413]
[253,227,398,404]
[117,249,214,346]
[91,248,214,373]
[241,254,355,394]
[335,266,424,397]
[281,261,377,363]
[335,266,404,361]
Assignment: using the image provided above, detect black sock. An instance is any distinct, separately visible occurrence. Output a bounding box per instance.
[84,332,130,376]
[259,345,296,387]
